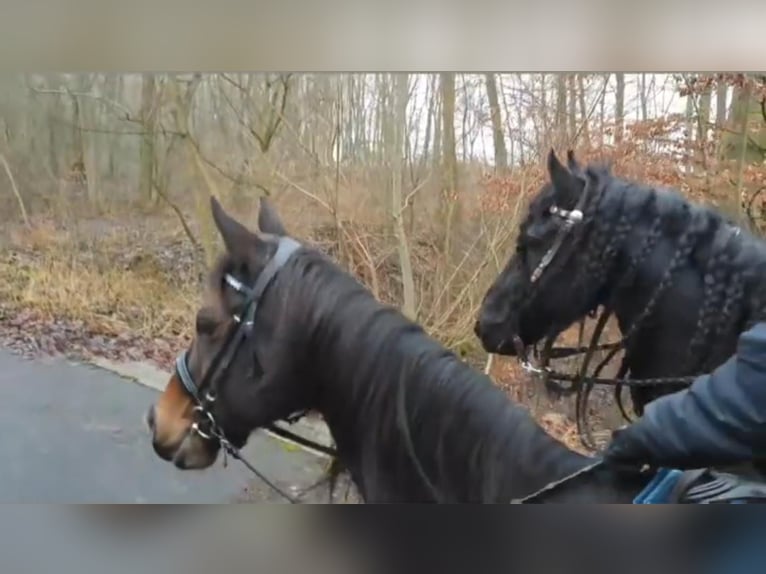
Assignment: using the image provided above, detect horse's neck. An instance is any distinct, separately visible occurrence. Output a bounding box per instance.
[316,352,593,502]
[301,279,598,502]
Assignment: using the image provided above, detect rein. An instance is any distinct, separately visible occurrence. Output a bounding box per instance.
[510,460,606,504]
[174,236,338,504]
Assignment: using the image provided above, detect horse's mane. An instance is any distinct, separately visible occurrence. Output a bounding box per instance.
[264,248,590,502]
[563,162,766,373]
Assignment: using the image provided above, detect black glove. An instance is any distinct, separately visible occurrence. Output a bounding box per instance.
[602,426,655,470]
[604,426,717,471]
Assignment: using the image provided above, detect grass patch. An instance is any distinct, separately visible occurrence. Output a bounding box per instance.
[1,221,199,341]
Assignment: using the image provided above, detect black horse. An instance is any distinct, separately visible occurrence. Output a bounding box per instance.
[146,195,659,503]
[475,149,766,415]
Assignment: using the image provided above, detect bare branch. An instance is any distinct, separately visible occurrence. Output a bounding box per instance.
[0,152,30,227]
[29,86,137,122]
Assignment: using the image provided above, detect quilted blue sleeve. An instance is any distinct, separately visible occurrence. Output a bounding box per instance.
[626,323,766,467]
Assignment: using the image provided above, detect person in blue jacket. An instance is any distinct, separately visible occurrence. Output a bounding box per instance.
[604,322,766,471]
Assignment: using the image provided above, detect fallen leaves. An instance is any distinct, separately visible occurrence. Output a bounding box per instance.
[0,303,185,371]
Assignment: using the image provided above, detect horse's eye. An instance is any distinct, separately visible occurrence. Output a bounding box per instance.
[195,309,219,335]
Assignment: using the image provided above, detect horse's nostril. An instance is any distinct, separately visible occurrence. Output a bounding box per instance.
[473,320,482,337]
[145,406,156,432]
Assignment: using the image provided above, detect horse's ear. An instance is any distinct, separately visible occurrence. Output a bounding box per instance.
[258,196,288,236]
[566,150,582,174]
[547,148,584,206]
[210,196,265,261]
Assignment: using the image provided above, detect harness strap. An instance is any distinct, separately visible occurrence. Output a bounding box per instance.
[226,237,302,326]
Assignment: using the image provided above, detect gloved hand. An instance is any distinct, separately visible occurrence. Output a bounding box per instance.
[604,426,718,471]
[602,426,655,470]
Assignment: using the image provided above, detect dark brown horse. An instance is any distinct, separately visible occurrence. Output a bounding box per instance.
[145,196,657,503]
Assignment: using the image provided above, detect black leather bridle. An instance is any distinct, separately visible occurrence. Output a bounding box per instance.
[173,236,337,503]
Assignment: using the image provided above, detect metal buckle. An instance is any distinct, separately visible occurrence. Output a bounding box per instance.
[191,422,213,440]
[550,206,583,224]
[225,274,249,294]
[191,405,219,440]
[521,360,547,375]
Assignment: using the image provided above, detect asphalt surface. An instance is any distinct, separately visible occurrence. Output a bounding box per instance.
[0,347,328,503]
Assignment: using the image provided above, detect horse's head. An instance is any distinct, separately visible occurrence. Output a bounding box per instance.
[475,149,600,354]
[147,197,315,469]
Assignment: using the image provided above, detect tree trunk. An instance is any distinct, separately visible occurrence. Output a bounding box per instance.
[614,73,625,144]
[460,75,469,164]
[168,75,218,265]
[716,81,728,128]
[684,90,695,172]
[639,73,648,121]
[139,73,157,204]
[484,73,507,172]
[539,74,548,143]
[390,73,417,320]
[420,75,436,173]
[697,84,712,142]
[723,77,765,164]
[577,74,590,147]
[696,82,712,170]
[555,74,567,145]
[70,84,84,168]
[432,86,442,172]
[73,74,100,207]
[567,74,577,145]
[734,81,753,220]
[599,74,609,145]
[440,72,458,256]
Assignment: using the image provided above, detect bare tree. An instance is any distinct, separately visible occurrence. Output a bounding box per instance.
[555,74,567,145]
[0,152,29,226]
[440,72,458,255]
[167,74,220,264]
[484,73,507,172]
[684,89,695,171]
[577,74,590,147]
[139,73,157,204]
[599,73,610,145]
[567,74,577,145]
[716,81,728,128]
[639,73,648,122]
[614,73,625,144]
[696,78,712,170]
[389,73,417,319]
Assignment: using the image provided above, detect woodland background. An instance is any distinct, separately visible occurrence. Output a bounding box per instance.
[1,72,764,449]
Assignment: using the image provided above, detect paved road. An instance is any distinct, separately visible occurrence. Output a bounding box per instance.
[0,348,328,503]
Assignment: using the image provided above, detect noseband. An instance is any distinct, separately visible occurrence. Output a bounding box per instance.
[172,236,337,503]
